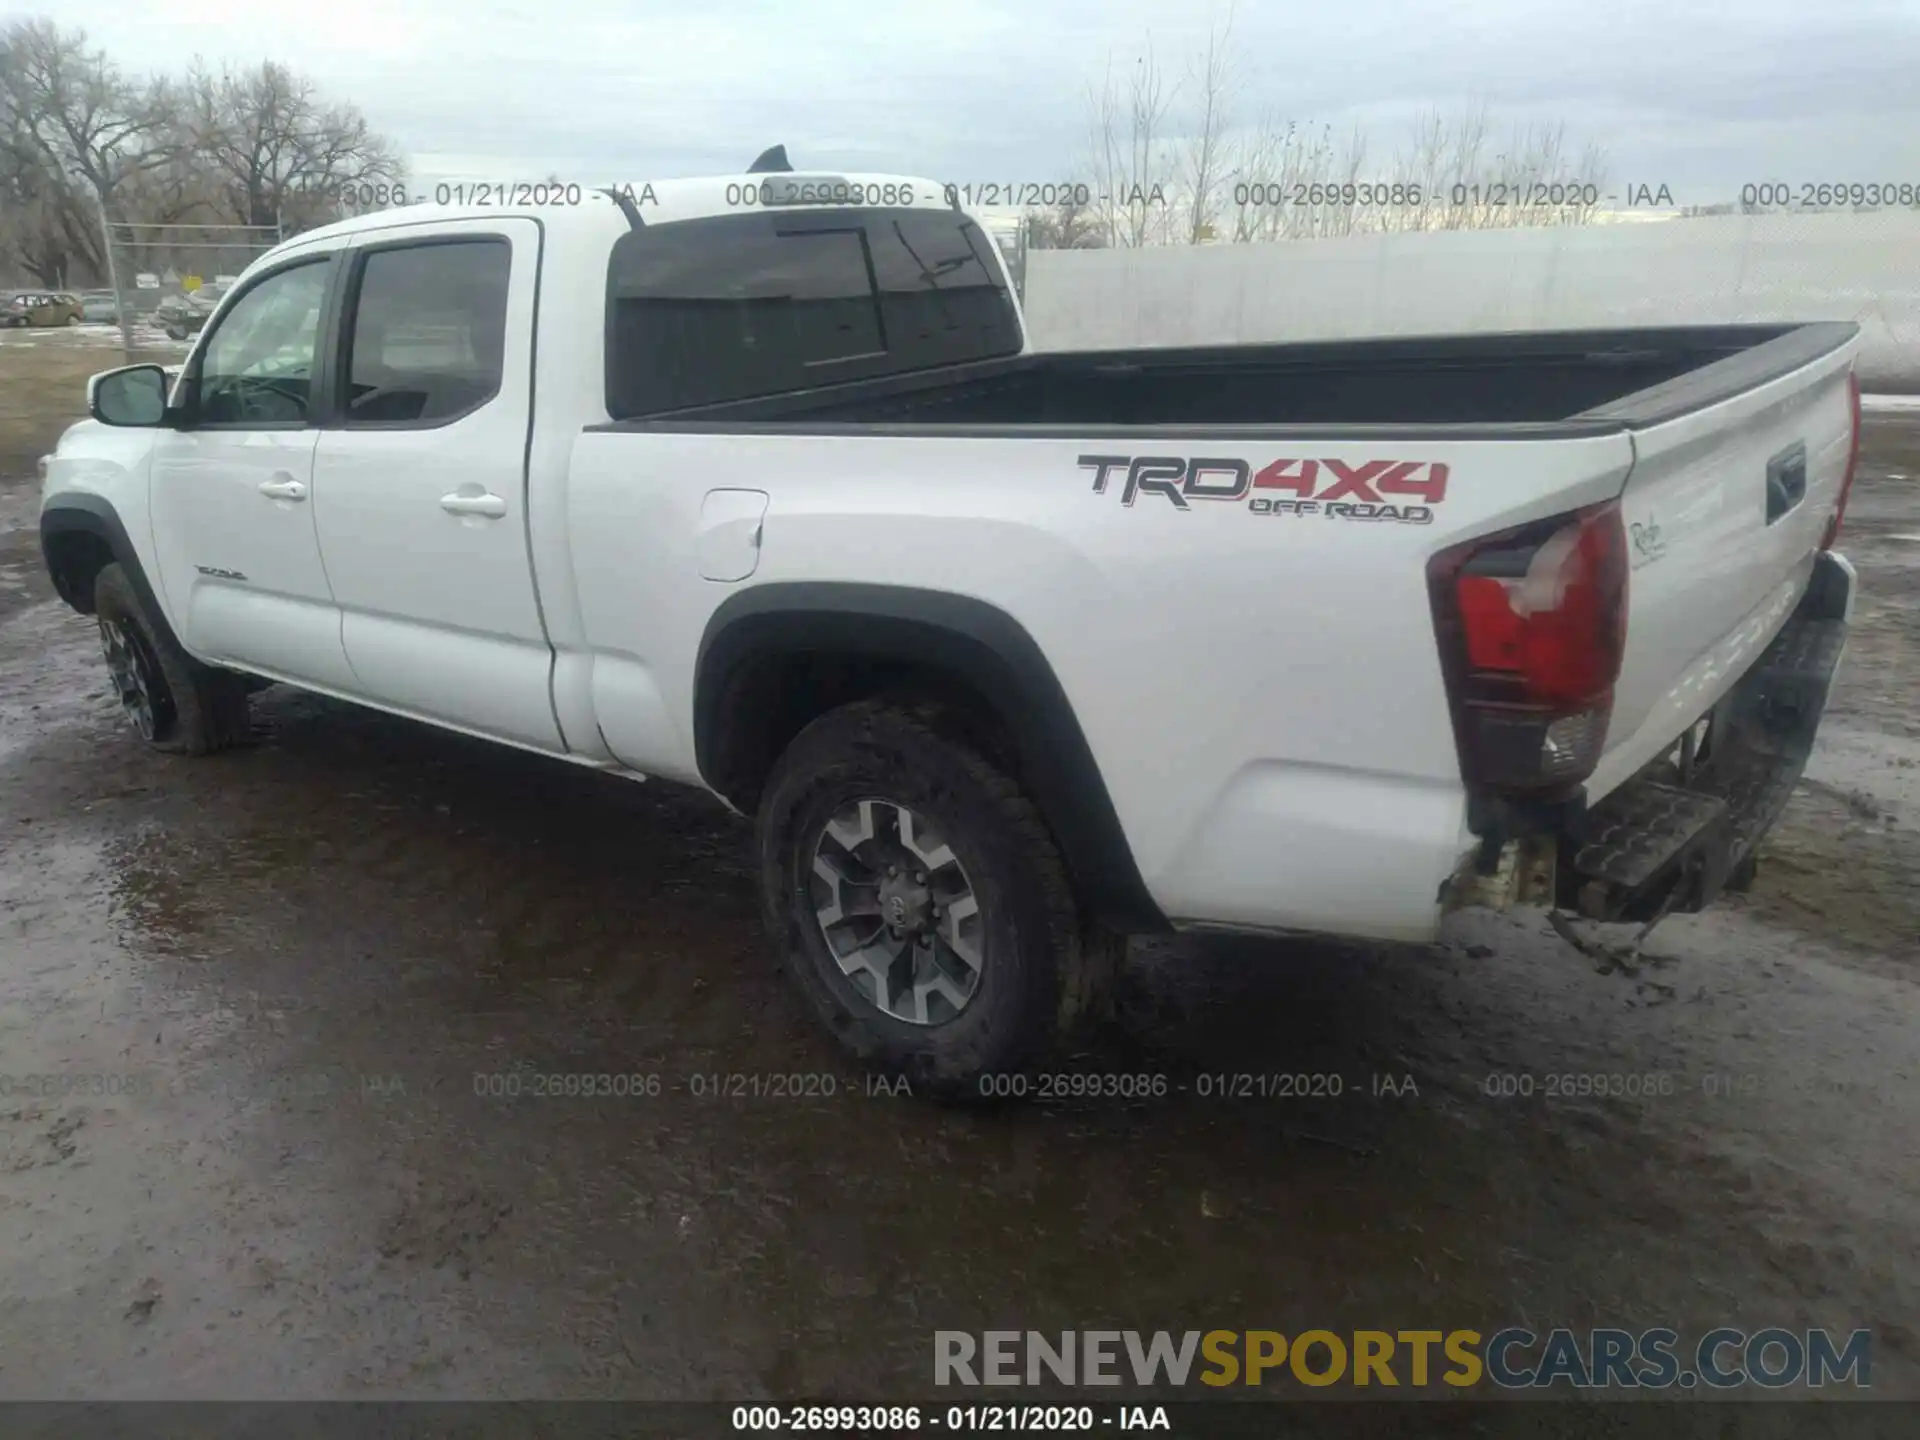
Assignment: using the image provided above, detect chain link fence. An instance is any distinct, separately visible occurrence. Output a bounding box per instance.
[95,205,284,361]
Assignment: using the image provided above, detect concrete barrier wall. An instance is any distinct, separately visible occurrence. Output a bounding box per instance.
[1021,213,1920,389]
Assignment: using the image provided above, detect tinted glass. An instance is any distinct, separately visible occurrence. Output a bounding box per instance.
[344,240,511,424]
[198,259,331,426]
[606,208,1021,417]
[868,211,1022,372]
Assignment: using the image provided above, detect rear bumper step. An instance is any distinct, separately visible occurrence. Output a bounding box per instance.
[1566,782,1731,918]
[1561,560,1850,923]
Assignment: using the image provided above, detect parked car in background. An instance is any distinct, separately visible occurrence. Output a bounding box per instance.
[80,290,123,324]
[2,291,83,327]
[155,286,225,340]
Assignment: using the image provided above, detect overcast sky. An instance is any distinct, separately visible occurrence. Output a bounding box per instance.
[30,0,1920,205]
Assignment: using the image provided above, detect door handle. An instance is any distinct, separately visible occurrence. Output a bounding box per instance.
[1764,441,1808,525]
[258,477,308,501]
[440,491,507,519]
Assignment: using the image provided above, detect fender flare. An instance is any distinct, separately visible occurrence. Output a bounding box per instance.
[38,493,185,652]
[695,582,1168,933]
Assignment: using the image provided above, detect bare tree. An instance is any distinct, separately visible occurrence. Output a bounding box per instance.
[0,16,420,288]
[1377,104,1609,234]
[186,59,404,231]
[1226,109,1291,243]
[1,17,414,287]
[1375,103,1485,233]
[1306,122,1369,239]
[1226,117,1368,242]
[1486,115,1607,229]
[1072,17,1616,249]
[1087,41,1177,247]
[0,18,181,280]
[1178,8,1237,243]
[1025,190,1106,249]
[0,117,98,286]
[0,36,75,282]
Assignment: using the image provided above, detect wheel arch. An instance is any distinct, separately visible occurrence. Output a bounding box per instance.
[39,494,184,651]
[694,582,1167,933]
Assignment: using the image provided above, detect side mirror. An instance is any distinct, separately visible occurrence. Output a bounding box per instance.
[88,364,170,427]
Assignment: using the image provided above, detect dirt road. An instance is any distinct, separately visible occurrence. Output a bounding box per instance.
[1,331,1915,1411]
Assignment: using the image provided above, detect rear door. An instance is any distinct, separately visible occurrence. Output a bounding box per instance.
[1585,337,1858,799]
[309,219,562,750]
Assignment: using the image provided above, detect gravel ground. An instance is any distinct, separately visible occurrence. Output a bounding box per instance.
[0,330,1914,1423]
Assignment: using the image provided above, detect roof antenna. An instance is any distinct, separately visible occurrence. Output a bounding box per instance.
[747,145,793,174]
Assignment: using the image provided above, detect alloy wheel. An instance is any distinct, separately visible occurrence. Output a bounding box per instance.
[808,797,985,1025]
[98,616,165,741]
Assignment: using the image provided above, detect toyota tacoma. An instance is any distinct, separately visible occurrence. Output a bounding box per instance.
[38,161,1863,1092]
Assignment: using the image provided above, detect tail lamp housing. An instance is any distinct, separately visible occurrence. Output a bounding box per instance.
[1428,500,1630,797]
[1821,369,1862,551]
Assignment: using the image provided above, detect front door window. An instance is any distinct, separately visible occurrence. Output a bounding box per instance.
[197,261,331,426]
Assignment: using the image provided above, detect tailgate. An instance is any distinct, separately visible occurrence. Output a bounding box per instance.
[1580,325,1859,803]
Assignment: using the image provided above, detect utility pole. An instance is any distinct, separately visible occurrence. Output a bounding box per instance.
[95,191,135,363]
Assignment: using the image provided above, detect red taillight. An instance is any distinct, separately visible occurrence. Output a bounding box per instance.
[1822,369,1862,551]
[1429,501,1629,795]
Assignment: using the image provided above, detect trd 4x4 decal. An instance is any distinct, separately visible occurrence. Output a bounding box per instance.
[1078,454,1449,524]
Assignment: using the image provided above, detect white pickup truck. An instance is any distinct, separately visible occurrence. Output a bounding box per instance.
[39,164,1862,1092]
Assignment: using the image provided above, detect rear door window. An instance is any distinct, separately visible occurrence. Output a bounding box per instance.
[341,238,512,425]
[606,208,1021,417]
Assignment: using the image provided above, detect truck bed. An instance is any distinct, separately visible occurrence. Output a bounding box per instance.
[576,310,1857,939]
[624,323,1853,432]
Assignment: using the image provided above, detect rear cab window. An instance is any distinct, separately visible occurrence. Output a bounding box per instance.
[604,207,1021,418]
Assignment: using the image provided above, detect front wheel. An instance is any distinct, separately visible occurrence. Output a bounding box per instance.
[92,563,250,755]
[755,699,1120,1098]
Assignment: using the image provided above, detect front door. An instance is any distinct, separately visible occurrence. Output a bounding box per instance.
[147,251,356,690]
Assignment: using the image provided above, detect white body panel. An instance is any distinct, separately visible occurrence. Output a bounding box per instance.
[1588,360,1856,800]
[40,176,1860,945]
[310,216,561,750]
[562,427,1634,939]
[146,427,351,687]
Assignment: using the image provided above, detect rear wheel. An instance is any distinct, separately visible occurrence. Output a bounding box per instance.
[756,698,1120,1098]
[92,563,250,755]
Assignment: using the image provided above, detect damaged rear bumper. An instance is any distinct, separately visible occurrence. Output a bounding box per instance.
[1448,552,1854,923]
